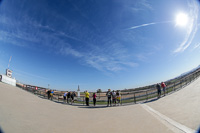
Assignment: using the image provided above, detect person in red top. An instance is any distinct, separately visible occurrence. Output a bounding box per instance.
[161,82,166,96]
[93,93,97,106]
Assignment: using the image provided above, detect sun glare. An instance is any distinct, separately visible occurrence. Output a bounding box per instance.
[176,13,189,26]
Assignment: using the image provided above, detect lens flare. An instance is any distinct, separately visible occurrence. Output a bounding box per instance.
[176,13,189,26]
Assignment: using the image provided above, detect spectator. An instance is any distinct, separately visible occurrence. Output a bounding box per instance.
[106,89,112,106]
[93,93,97,106]
[112,90,116,106]
[116,90,121,105]
[63,91,67,103]
[50,90,54,100]
[47,90,51,99]
[161,82,166,96]
[156,83,161,98]
[85,90,90,106]
[71,91,76,104]
[67,91,71,104]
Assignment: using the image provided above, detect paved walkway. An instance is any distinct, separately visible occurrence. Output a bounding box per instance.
[0,78,200,133]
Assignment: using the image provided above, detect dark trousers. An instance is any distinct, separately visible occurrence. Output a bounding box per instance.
[157,90,161,98]
[112,98,116,104]
[86,98,89,106]
[63,96,66,103]
[93,98,96,106]
[107,97,111,106]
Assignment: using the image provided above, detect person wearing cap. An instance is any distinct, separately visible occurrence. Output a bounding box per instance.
[50,90,54,100]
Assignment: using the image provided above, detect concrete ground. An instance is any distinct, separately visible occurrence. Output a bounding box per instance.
[0,77,200,133]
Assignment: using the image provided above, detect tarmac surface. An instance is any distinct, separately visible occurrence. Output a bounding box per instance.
[0,78,200,133]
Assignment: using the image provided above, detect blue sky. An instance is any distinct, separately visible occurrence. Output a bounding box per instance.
[0,0,200,91]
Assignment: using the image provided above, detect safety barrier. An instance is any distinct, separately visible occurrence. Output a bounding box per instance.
[16,68,200,106]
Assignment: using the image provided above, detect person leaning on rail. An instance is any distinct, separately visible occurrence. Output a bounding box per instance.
[156,83,161,98]
[161,82,166,96]
[71,91,76,104]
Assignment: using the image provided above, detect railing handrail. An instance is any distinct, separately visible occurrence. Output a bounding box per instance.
[16,68,200,106]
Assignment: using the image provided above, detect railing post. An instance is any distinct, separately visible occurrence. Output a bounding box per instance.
[146,91,148,101]
[166,86,168,94]
[181,79,182,88]
[134,93,136,104]
[121,94,122,105]
[173,83,175,91]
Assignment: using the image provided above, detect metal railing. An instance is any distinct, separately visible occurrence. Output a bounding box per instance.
[16,68,200,106]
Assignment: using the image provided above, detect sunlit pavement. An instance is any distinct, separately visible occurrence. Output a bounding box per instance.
[0,79,200,133]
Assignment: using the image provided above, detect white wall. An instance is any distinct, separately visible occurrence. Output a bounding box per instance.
[0,75,16,86]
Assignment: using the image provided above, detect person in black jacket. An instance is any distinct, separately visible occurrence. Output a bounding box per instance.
[71,91,76,104]
[106,89,112,106]
[47,90,51,99]
[156,83,161,98]
[67,91,71,104]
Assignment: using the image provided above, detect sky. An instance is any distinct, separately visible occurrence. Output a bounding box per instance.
[0,0,200,92]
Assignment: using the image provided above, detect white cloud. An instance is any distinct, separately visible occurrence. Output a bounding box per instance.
[0,5,138,74]
[82,43,138,72]
[140,0,153,10]
[58,41,138,73]
[60,46,83,58]
[126,0,153,12]
[13,69,48,80]
[193,43,200,50]
[128,22,156,30]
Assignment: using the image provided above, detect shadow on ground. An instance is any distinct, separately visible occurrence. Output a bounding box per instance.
[143,98,159,104]
[197,126,200,133]
[0,126,4,133]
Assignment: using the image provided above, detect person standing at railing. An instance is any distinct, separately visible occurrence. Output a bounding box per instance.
[71,91,76,104]
[47,90,51,99]
[106,89,112,106]
[93,93,96,106]
[50,90,54,100]
[85,90,90,106]
[116,90,121,105]
[63,91,67,103]
[161,82,166,96]
[67,91,71,104]
[156,83,161,98]
[112,90,117,106]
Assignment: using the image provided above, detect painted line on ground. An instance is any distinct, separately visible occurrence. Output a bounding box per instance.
[141,104,195,133]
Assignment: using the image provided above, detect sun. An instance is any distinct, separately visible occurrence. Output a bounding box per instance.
[175,13,189,26]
